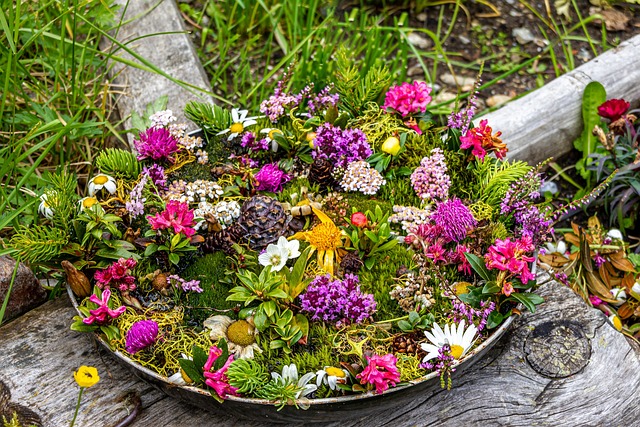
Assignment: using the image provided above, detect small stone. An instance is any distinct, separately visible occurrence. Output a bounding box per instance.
[486,94,513,108]
[513,27,535,44]
[433,91,457,109]
[407,65,424,77]
[540,181,559,194]
[576,47,592,63]
[458,35,471,45]
[0,256,47,323]
[406,32,432,50]
[440,73,476,91]
[416,13,427,22]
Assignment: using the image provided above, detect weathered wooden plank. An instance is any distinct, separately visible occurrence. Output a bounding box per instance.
[479,33,640,165]
[2,274,638,426]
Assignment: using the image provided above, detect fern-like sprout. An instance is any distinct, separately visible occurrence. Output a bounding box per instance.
[95,148,141,180]
[476,159,531,209]
[9,225,68,264]
[184,101,232,135]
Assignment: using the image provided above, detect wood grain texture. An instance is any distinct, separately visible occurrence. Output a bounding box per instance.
[478,33,640,165]
[1,274,638,426]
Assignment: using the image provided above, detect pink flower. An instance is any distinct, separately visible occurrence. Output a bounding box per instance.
[455,244,472,275]
[351,212,368,227]
[356,353,400,394]
[134,127,180,162]
[82,289,126,325]
[383,81,432,117]
[254,163,290,193]
[147,200,196,237]
[597,99,629,122]
[94,258,137,291]
[125,320,159,354]
[459,120,507,161]
[202,346,239,399]
[589,295,603,306]
[484,236,536,284]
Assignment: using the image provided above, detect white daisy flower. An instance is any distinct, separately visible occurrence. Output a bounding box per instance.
[258,244,288,272]
[610,287,627,306]
[316,366,349,390]
[168,353,193,385]
[421,320,478,362]
[78,196,99,211]
[609,314,623,332]
[277,236,300,260]
[38,192,56,219]
[217,108,257,141]
[544,240,567,256]
[259,128,283,152]
[271,364,317,400]
[88,174,117,196]
[203,315,261,360]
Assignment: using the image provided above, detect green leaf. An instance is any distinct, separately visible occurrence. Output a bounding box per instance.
[270,339,286,350]
[262,300,277,317]
[364,230,379,243]
[192,345,208,372]
[397,320,412,331]
[364,257,375,270]
[213,338,229,371]
[70,321,97,333]
[293,314,309,343]
[508,292,544,313]
[486,311,505,329]
[169,253,180,265]
[171,232,181,249]
[464,253,492,282]
[482,282,501,294]
[408,311,420,324]
[179,358,204,384]
[254,310,268,331]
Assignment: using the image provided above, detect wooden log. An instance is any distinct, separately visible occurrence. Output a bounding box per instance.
[2,274,638,426]
[102,0,214,146]
[478,33,640,165]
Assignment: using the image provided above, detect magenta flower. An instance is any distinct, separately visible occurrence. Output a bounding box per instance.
[356,353,401,394]
[431,198,477,243]
[383,81,432,117]
[82,289,126,325]
[597,99,629,122]
[459,120,507,161]
[94,258,137,292]
[134,127,180,162]
[147,200,196,238]
[202,346,239,399]
[125,320,159,354]
[485,236,536,284]
[254,163,291,193]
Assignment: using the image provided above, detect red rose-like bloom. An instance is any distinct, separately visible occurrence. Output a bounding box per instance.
[597,99,630,122]
[357,353,401,394]
[147,200,196,237]
[351,212,368,227]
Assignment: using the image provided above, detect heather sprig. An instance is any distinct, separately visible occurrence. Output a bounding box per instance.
[311,124,372,169]
[410,148,451,201]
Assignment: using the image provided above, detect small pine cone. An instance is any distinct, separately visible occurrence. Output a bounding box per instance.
[308,158,335,191]
[202,230,236,255]
[341,252,364,274]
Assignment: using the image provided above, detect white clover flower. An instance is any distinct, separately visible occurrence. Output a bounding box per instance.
[217,109,257,141]
[277,236,300,259]
[258,244,288,271]
[88,174,117,196]
[421,320,478,363]
[149,109,176,128]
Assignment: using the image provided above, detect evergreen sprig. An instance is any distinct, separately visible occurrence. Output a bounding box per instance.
[45,170,79,232]
[476,159,531,209]
[184,101,232,134]
[9,225,68,263]
[95,148,141,180]
[226,359,270,394]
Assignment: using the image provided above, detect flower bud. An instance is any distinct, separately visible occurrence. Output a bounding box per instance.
[381,136,401,156]
[351,212,368,227]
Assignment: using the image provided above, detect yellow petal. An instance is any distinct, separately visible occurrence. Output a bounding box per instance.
[289,231,307,241]
[325,250,334,276]
[311,206,333,225]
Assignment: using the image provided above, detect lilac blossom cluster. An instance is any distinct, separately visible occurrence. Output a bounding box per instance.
[430,198,477,243]
[307,84,339,116]
[311,124,372,169]
[500,169,553,247]
[410,148,451,201]
[126,174,149,218]
[259,70,313,122]
[299,274,376,326]
[449,300,495,333]
[167,274,203,293]
[419,343,456,389]
[241,132,269,152]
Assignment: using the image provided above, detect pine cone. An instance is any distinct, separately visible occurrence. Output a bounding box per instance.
[235,195,291,251]
[202,230,236,255]
[341,252,364,274]
[308,158,335,191]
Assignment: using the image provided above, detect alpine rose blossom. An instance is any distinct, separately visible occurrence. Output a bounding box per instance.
[357,353,401,394]
[254,163,291,193]
[147,200,196,237]
[485,236,536,284]
[459,119,507,161]
[82,289,126,325]
[202,346,238,399]
[597,99,630,122]
[383,81,432,117]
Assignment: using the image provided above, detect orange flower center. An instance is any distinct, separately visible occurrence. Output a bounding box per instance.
[94,175,109,185]
[307,222,342,251]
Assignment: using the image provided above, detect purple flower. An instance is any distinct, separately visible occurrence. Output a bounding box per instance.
[593,253,606,269]
[431,198,477,243]
[311,124,372,169]
[240,132,269,152]
[254,163,291,193]
[142,164,167,191]
[307,84,339,116]
[125,320,159,354]
[134,127,180,162]
[167,274,203,293]
[447,81,480,135]
[299,274,376,326]
[126,174,148,218]
[449,300,495,333]
[410,148,451,201]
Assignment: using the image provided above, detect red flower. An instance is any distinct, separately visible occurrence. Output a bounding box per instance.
[597,99,630,122]
[351,212,368,227]
[147,200,196,237]
[459,120,507,161]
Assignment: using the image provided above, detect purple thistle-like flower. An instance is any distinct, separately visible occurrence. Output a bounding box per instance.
[134,127,180,162]
[254,163,291,193]
[410,148,451,201]
[311,124,372,169]
[299,274,376,326]
[431,198,477,243]
[125,320,159,354]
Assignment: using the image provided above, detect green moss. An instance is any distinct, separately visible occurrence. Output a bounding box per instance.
[445,149,475,199]
[182,252,238,324]
[276,177,320,205]
[343,192,393,216]
[378,177,421,207]
[397,129,442,169]
[169,158,212,182]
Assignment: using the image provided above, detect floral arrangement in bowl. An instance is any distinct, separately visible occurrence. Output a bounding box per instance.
[14,57,558,412]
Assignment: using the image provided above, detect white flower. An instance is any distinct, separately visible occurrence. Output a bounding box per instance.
[203,315,261,360]
[258,244,288,271]
[38,192,56,219]
[316,366,349,390]
[217,108,257,141]
[259,128,283,152]
[271,364,317,400]
[545,240,568,257]
[88,174,117,196]
[277,237,300,260]
[609,314,623,332]
[610,287,627,306]
[78,196,99,211]
[421,320,478,363]
[149,109,176,128]
[606,229,623,242]
[631,281,640,297]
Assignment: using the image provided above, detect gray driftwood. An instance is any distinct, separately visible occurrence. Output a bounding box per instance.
[478,33,640,165]
[0,256,47,323]
[103,0,214,146]
[1,275,638,426]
